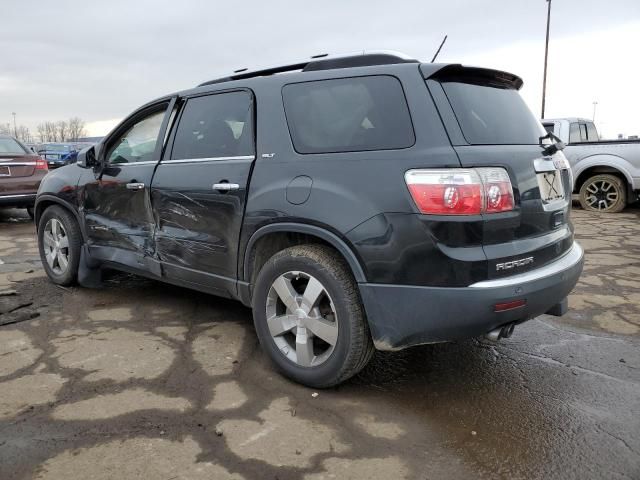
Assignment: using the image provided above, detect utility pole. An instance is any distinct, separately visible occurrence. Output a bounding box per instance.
[11,112,17,138]
[592,101,598,122]
[541,0,552,119]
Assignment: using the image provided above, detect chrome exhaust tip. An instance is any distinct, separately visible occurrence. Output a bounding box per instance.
[485,323,516,341]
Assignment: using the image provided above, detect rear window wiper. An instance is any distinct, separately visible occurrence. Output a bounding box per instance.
[539,131,565,156]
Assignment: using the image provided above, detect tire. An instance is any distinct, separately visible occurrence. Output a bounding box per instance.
[579,174,627,213]
[37,205,82,286]
[252,244,374,388]
[26,206,34,219]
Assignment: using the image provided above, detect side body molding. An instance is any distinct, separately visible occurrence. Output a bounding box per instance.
[242,223,367,284]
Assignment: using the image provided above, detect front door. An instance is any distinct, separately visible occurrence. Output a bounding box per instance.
[151,90,255,296]
[81,101,173,272]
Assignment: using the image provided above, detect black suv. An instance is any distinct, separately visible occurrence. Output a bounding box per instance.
[35,52,584,387]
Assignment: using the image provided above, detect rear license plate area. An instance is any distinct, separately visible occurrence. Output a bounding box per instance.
[0,166,10,176]
[537,170,564,203]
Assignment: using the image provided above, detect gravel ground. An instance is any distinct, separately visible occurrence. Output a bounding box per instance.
[0,206,638,480]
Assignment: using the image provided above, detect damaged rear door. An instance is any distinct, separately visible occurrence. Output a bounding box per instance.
[81,99,175,272]
[151,89,255,297]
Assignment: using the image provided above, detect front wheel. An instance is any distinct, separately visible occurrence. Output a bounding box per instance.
[579,174,627,213]
[252,245,374,388]
[37,206,82,285]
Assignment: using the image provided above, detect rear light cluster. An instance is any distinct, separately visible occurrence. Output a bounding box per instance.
[35,157,48,171]
[405,168,514,215]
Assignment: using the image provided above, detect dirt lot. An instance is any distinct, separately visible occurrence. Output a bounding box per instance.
[0,207,638,480]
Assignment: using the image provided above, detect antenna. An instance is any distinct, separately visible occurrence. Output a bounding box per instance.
[431,35,448,63]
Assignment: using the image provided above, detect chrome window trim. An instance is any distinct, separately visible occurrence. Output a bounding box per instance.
[161,155,255,165]
[469,242,583,288]
[108,160,159,166]
[0,193,36,199]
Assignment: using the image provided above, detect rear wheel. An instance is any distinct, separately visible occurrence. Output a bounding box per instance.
[579,174,626,213]
[252,244,374,388]
[37,206,82,285]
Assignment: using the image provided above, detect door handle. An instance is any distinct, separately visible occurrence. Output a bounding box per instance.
[213,183,240,192]
[126,182,145,190]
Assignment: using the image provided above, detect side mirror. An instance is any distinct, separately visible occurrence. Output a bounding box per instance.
[77,146,97,169]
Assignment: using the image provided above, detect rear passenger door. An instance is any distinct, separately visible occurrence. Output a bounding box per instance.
[151,90,255,297]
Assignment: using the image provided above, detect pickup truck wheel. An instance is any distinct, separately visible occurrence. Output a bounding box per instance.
[252,244,374,388]
[579,174,626,213]
[37,206,82,286]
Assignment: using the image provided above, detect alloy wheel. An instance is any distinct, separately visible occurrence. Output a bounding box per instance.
[43,218,70,275]
[266,271,339,367]
[584,179,620,211]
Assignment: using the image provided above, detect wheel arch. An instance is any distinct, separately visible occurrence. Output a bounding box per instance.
[572,155,633,193]
[35,195,86,241]
[242,223,367,287]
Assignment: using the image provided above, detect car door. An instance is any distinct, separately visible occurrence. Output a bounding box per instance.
[81,99,174,273]
[150,89,255,297]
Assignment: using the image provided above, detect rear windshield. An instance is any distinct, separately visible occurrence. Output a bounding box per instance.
[0,138,27,154]
[441,82,545,145]
[282,75,415,154]
[42,144,71,152]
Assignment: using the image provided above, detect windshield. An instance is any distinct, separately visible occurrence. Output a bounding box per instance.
[441,82,546,145]
[0,138,27,154]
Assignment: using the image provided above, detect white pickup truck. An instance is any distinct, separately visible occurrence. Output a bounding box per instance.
[542,118,640,212]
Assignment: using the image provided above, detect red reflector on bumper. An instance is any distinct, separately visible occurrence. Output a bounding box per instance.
[494,299,526,312]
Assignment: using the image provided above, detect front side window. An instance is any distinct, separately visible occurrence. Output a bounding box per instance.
[170,91,254,160]
[0,137,27,154]
[107,109,166,164]
[282,76,415,154]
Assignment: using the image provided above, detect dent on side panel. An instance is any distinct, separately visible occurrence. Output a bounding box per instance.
[80,178,156,257]
[151,188,240,276]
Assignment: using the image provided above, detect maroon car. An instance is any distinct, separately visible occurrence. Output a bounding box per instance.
[0,135,48,218]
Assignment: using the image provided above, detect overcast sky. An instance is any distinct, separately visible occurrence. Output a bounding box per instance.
[2,0,639,139]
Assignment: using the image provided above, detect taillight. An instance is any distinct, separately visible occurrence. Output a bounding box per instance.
[405,168,514,215]
[35,157,48,171]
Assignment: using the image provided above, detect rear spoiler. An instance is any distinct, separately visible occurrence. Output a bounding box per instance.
[420,64,524,90]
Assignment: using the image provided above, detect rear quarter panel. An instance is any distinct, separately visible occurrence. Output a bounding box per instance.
[565,145,640,190]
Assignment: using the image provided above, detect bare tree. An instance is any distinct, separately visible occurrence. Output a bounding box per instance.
[17,125,32,143]
[37,123,47,142]
[57,120,69,142]
[44,121,58,142]
[0,123,10,135]
[67,117,87,142]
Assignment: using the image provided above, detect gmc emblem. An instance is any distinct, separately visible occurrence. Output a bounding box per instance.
[496,257,534,272]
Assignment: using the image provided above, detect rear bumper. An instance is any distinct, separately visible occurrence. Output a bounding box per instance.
[0,193,37,207]
[359,242,584,351]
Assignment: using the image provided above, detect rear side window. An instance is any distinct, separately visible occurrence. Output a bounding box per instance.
[0,138,27,154]
[282,76,415,154]
[440,82,545,145]
[586,122,599,142]
[171,91,254,160]
[569,123,581,143]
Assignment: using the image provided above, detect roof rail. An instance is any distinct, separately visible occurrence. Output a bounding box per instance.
[197,51,418,87]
